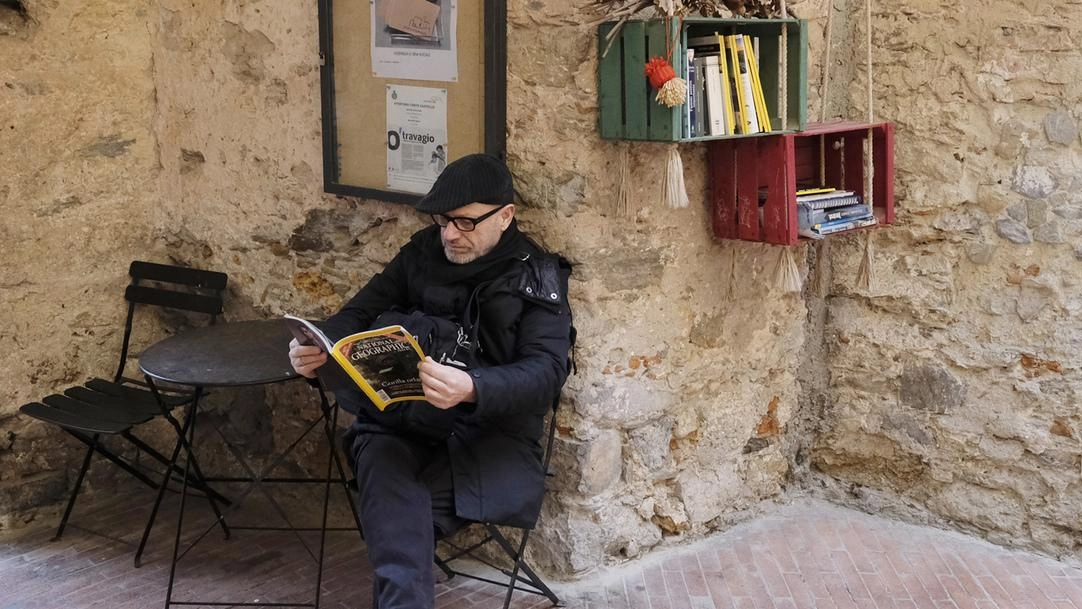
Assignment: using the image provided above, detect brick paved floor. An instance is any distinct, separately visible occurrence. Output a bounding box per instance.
[3,484,1081,609]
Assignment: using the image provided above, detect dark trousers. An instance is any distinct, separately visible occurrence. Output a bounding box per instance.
[349,429,464,609]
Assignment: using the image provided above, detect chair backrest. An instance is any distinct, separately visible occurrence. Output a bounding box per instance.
[114,261,228,382]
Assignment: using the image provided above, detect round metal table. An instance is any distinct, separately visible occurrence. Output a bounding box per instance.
[140,319,298,387]
[139,318,348,609]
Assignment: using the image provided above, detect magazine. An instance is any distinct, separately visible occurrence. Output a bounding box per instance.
[283,315,427,410]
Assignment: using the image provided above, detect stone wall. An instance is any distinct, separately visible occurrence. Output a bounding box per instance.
[2,0,1080,578]
[809,0,1082,560]
[0,0,162,525]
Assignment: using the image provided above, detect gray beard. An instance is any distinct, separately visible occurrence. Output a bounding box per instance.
[443,246,478,265]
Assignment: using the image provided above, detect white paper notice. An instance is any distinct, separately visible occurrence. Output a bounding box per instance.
[371,0,458,82]
[386,85,448,194]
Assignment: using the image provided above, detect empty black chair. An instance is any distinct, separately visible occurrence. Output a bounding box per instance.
[434,397,563,609]
[19,260,229,561]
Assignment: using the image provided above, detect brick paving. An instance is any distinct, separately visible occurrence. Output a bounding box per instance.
[3,485,1082,609]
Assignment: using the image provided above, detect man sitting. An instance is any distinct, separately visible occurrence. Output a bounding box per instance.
[288,153,573,609]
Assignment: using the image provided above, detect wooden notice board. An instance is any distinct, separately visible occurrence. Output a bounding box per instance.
[318,0,507,204]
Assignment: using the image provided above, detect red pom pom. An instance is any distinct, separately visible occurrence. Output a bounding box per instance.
[644,56,677,90]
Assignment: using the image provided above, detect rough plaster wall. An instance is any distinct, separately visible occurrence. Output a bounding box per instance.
[145,0,808,577]
[0,0,162,524]
[810,1,1082,560]
[7,0,1080,580]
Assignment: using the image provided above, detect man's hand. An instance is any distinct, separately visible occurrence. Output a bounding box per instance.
[418,356,476,409]
[288,338,327,379]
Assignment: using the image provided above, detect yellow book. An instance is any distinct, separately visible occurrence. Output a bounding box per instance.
[796,187,837,196]
[744,35,772,132]
[716,33,736,135]
[726,35,759,134]
[284,315,427,410]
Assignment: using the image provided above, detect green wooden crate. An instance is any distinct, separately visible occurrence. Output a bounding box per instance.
[598,18,808,142]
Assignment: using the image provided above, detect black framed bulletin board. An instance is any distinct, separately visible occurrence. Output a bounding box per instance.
[318,0,507,204]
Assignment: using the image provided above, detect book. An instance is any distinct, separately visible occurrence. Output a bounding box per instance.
[716,34,736,135]
[283,315,427,411]
[743,35,772,132]
[686,48,696,138]
[727,35,760,134]
[691,55,707,137]
[795,187,838,196]
[810,215,879,236]
[796,192,863,210]
[702,55,726,136]
[797,202,872,230]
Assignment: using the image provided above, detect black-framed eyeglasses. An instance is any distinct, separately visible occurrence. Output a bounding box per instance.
[431,204,508,232]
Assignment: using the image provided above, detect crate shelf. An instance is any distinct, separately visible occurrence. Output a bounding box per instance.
[597,17,808,142]
[707,120,895,245]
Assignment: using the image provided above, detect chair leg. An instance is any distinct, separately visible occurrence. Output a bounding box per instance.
[434,553,456,580]
[501,531,530,609]
[135,392,230,568]
[319,397,364,541]
[487,525,560,607]
[53,437,98,541]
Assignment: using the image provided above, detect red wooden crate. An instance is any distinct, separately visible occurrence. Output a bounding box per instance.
[707,121,894,245]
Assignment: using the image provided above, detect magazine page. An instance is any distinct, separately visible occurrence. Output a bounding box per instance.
[330,325,427,410]
[282,315,357,391]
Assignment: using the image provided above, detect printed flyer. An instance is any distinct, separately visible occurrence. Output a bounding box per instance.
[386,85,448,194]
[371,0,458,82]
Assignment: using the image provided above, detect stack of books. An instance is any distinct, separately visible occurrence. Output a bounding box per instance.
[685,33,773,138]
[796,188,878,239]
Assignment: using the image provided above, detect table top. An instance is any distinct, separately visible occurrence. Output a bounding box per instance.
[140,319,299,387]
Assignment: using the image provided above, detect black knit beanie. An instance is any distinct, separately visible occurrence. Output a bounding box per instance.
[415,153,514,214]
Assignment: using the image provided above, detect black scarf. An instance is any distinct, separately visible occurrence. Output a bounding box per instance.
[415,219,532,287]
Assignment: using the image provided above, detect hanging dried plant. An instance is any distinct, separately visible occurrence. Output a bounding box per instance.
[592,0,789,59]
[589,0,784,24]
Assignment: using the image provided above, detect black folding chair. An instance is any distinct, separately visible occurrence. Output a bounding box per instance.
[434,397,563,609]
[19,260,230,565]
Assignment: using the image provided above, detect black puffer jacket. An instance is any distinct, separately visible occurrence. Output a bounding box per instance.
[321,221,572,528]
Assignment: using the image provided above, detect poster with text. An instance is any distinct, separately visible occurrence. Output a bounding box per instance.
[371,0,457,82]
[386,85,448,194]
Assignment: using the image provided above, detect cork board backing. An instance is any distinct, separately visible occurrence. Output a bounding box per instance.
[319,0,505,204]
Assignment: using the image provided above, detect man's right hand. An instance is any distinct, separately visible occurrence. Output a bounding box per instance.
[289,338,327,379]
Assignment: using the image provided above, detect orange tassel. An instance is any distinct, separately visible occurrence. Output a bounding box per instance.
[644,57,677,89]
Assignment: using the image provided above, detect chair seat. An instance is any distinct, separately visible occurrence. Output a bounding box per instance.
[19,378,194,436]
[20,402,132,435]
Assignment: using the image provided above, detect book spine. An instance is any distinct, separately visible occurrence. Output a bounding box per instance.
[729,35,760,134]
[744,35,772,132]
[813,215,879,236]
[796,189,852,201]
[692,56,706,137]
[703,55,725,136]
[716,34,735,135]
[686,48,696,138]
[798,194,863,210]
[798,203,871,229]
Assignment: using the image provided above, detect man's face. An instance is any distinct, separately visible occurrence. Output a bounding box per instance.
[437,202,515,264]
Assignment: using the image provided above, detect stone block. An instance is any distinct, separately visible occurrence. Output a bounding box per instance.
[1043,109,1078,145]
[1016,278,1055,321]
[1012,165,1058,199]
[578,429,624,496]
[965,243,994,265]
[995,218,1031,244]
[676,466,740,526]
[1033,221,1064,244]
[1026,200,1050,227]
[627,418,675,481]
[928,481,1025,534]
[899,363,967,414]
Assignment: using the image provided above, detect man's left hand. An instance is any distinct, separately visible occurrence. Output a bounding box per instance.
[418,357,476,409]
